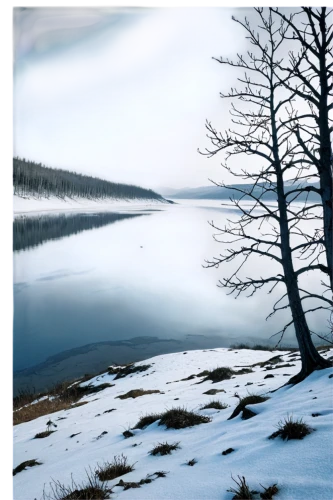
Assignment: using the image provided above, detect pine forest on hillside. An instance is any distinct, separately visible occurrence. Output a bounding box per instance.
[13,158,163,201]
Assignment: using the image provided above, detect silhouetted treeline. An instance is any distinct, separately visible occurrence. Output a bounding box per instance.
[13,158,163,201]
[14,212,145,252]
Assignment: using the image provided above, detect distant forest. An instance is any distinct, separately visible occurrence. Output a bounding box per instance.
[13,158,163,201]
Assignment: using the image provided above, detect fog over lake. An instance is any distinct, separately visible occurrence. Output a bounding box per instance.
[13,200,327,387]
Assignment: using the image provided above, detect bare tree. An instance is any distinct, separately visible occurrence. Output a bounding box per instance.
[200,8,331,383]
[271,7,332,289]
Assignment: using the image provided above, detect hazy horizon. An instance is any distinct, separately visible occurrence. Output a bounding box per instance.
[14,7,297,191]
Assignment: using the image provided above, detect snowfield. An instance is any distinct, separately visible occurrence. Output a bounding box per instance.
[13,194,169,218]
[13,347,333,500]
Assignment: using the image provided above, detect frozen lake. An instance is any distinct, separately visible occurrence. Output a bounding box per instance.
[13,200,326,390]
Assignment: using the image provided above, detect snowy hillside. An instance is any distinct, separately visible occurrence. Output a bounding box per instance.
[13,347,333,500]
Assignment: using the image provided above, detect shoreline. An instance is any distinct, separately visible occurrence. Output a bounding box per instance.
[13,194,171,218]
[13,334,298,396]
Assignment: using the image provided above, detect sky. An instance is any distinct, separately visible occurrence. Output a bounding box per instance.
[13,7,255,191]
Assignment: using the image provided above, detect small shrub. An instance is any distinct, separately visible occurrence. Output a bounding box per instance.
[159,407,211,429]
[200,400,228,410]
[133,413,163,429]
[187,458,197,466]
[269,415,313,440]
[114,364,151,380]
[116,389,160,400]
[228,394,269,420]
[149,442,181,456]
[260,483,279,499]
[34,430,56,439]
[13,459,42,476]
[42,469,111,500]
[96,455,135,481]
[227,475,254,500]
[202,367,235,383]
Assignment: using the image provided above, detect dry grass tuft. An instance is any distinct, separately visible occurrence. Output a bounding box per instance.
[133,413,163,429]
[260,483,279,499]
[200,400,229,410]
[42,469,111,500]
[158,407,211,429]
[227,475,254,500]
[269,415,313,440]
[13,378,112,426]
[149,442,181,456]
[95,455,135,481]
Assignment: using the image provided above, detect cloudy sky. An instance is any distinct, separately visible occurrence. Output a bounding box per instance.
[14,7,258,190]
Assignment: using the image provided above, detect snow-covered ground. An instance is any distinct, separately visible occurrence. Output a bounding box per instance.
[13,347,333,500]
[13,194,169,218]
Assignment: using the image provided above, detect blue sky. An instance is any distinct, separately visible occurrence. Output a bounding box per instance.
[14,7,251,190]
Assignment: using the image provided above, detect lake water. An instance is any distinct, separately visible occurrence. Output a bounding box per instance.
[13,200,327,391]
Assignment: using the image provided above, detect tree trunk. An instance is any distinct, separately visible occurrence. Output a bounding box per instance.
[318,11,332,289]
[284,270,331,383]
[272,94,331,384]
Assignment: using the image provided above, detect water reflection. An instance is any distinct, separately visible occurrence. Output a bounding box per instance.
[13,212,145,252]
[13,202,328,392]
